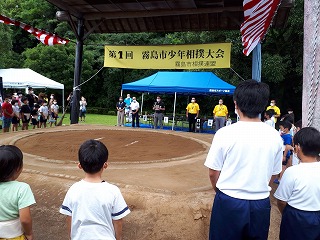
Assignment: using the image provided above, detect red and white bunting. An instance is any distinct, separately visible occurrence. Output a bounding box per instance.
[0,14,69,45]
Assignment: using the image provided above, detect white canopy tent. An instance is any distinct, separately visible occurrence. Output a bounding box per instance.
[0,68,65,108]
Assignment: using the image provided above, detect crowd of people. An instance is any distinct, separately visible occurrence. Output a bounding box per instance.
[1,81,319,240]
[204,80,320,240]
[0,140,130,240]
[0,87,60,133]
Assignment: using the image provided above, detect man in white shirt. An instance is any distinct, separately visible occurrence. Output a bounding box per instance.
[129,97,140,127]
[204,80,283,240]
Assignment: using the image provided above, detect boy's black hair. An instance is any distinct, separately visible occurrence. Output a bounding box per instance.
[21,96,28,102]
[281,114,294,124]
[293,127,320,158]
[265,109,275,118]
[294,120,302,129]
[279,120,292,130]
[233,80,270,118]
[11,99,17,105]
[4,94,11,100]
[0,145,23,182]
[78,139,109,174]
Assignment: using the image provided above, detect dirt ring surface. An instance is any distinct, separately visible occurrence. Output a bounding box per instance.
[14,128,208,163]
[0,125,281,239]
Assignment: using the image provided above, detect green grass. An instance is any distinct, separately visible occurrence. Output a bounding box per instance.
[60,114,117,126]
[0,114,118,132]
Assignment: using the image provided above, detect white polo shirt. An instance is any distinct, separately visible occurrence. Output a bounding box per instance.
[204,121,283,200]
[130,101,139,112]
[274,162,320,211]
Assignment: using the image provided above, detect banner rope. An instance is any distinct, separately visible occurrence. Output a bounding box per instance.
[73,66,104,90]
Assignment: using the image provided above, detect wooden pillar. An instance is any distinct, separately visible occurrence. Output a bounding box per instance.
[71,19,84,124]
[302,0,320,130]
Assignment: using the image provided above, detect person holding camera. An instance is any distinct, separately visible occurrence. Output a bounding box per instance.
[130,97,140,128]
[26,87,37,111]
[153,96,165,129]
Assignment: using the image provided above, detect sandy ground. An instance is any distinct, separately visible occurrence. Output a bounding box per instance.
[1,125,281,240]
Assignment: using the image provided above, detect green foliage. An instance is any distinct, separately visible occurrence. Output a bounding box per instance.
[0,0,304,119]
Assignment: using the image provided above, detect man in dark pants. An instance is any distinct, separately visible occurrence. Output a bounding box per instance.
[153,96,165,129]
[130,97,140,127]
[204,80,283,240]
[186,97,200,132]
[26,87,37,111]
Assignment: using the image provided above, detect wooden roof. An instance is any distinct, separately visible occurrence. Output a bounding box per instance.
[46,0,294,34]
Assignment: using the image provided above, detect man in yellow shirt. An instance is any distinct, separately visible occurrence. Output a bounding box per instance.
[186,97,200,132]
[213,99,228,132]
[266,99,281,123]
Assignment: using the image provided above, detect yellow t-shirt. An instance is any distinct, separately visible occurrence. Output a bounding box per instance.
[186,103,200,114]
[213,104,228,117]
[266,105,281,122]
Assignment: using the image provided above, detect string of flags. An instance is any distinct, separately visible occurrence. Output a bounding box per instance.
[0,14,69,46]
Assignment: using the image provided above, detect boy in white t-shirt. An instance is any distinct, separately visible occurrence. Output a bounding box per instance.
[204,80,283,240]
[60,139,130,240]
[264,109,275,128]
[274,127,320,240]
[39,101,49,128]
[50,100,59,127]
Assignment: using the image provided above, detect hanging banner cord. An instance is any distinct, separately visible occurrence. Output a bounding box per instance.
[73,66,104,90]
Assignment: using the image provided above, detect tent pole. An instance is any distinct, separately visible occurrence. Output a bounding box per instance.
[120,89,123,97]
[252,43,261,82]
[62,89,65,112]
[172,92,177,131]
[141,93,144,115]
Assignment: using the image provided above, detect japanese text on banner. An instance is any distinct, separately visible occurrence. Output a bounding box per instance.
[104,43,231,69]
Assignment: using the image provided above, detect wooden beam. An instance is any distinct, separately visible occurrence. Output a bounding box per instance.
[46,0,83,19]
[83,6,243,20]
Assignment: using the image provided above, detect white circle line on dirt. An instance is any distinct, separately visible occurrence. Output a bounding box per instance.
[94,137,105,141]
[12,127,212,166]
[124,140,139,147]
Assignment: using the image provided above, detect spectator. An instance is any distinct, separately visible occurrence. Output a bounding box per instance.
[153,96,165,129]
[25,87,37,111]
[266,99,281,123]
[39,101,49,128]
[274,127,320,240]
[213,99,228,132]
[1,94,14,133]
[186,97,200,132]
[50,100,59,127]
[130,97,140,128]
[116,96,126,127]
[11,99,20,132]
[31,104,40,129]
[264,109,275,128]
[204,80,283,240]
[274,121,293,184]
[124,94,132,123]
[59,140,130,240]
[0,145,36,240]
[20,97,31,131]
[79,97,87,122]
